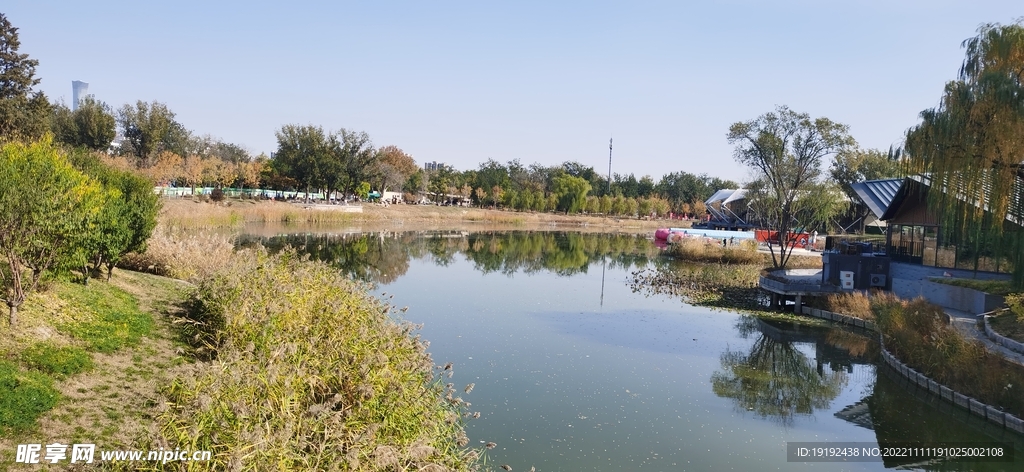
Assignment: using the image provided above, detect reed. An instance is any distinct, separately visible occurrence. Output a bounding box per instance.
[666,238,762,265]
[159,199,360,229]
[118,226,234,282]
[824,292,874,321]
[871,293,1024,417]
[157,248,477,470]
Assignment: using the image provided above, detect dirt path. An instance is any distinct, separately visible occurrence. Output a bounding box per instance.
[0,271,193,471]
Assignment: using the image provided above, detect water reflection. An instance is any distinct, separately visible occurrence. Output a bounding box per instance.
[237,231,661,283]
[712,318,850,425]
[236,229,1024,470]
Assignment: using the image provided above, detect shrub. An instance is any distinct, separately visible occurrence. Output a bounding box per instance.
[872,294,1024,417]
[160,248,477,469]
[209,187,225,202]
[1007,293,1024,322]
[20,343,93,378]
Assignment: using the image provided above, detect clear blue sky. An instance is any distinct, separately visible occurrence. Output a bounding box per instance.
[6,1,1021,182]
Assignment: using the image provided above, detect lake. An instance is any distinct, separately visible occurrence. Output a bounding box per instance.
[239,229,1024,471]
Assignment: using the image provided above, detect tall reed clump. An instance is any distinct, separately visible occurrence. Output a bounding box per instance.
[118,226,235,282]
[666,238,761,265]
[157,248,477,471]
[871,293,1024,417]
[824,292,874,321]
[159,199,358,229]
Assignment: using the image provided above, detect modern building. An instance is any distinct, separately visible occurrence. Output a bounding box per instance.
[72,80,89,111]
[423,161,446,171]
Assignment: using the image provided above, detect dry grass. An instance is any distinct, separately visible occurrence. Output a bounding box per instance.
[666,238,761,265]
[824,292,874,321]
[118,226,234,283]
[157,198,669,231]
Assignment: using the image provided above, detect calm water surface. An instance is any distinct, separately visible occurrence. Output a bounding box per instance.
[241,230,1024,471]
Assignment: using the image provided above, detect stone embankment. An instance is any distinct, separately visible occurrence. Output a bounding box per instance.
[798,304,1024,435]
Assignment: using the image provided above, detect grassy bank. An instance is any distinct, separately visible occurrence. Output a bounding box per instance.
[159,248,477,470]
[3,230,479,470]
[158,197,671,231]
[0,270,191,465]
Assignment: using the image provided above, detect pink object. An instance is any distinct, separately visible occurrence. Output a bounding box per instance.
[654,228,671,240]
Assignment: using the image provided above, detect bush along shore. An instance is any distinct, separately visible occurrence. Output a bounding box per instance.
[155,247,480,470]
[810,292,1024,425]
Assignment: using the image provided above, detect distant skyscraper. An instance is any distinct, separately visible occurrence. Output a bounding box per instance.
[72,80,89,111]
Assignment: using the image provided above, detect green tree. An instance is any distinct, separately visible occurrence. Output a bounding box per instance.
[51,96,117,151]
[904,21,1024,286]
[728,106,854,268]
[0,14,51,142]
[1,139,103,326]
[551,174,592,214]
[272,124,332,201]
[118,100,189,166]
[335,128,376,195]
[71,154,160,280]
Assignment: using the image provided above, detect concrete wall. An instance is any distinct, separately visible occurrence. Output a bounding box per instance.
[911,280,1005,314]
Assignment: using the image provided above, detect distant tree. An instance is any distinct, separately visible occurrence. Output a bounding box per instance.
[474,187,487,207]
[238,156,266,193]
[551,174,592,214]
[490,185,504,208]
[142,150,182,185]
[117,101,189,166]
[272,124,331,200]
[1,139,103,326]
[428,165,455,202]
[404,169,425,195]
[0,14,51,142]
[332,128,376,196]
[51,96,116,151]
[182,155,206,194]
[375,145,417,193]
[728,106,854,268]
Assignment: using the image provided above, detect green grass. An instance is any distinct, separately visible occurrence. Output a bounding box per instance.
[0,361,60,434]
[929,277,1015,295]
[20,342,94,378]
[53,281,154,353]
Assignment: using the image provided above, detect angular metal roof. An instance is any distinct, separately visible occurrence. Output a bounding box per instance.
[849,178,903,219]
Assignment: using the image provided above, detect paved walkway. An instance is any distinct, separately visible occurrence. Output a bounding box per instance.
[944,308,1024,367]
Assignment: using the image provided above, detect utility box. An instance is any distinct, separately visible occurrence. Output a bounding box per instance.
[822,252,891,291]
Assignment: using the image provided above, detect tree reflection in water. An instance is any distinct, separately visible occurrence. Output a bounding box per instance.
[711,318,848,425]
[237,231,660,284]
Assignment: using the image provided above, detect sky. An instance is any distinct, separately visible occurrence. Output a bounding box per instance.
[5,1,1022,182]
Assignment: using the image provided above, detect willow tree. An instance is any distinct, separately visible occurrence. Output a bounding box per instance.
[904,21,1024,287]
